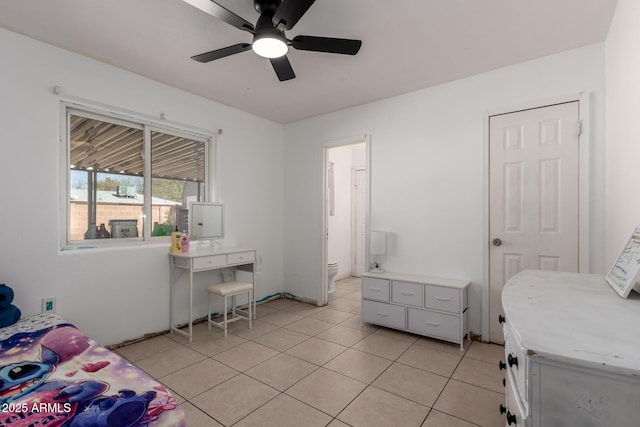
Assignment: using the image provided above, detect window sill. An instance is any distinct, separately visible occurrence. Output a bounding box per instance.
[59,240,170,255]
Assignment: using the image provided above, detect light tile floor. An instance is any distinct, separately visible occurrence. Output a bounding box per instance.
[116,277,506,427]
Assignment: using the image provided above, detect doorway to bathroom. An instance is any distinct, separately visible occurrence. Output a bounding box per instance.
[320,135,371,306]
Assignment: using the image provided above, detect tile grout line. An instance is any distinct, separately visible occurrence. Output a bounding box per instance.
[124,279,502,426]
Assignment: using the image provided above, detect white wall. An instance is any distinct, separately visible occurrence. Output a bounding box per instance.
[605,0,640,266]
[284,44,607,337]
[0,23,616,345]
[327,145,353,279]
[0,28,285,346]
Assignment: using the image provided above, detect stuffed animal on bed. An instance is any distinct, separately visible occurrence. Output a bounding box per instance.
[0,284,21,328]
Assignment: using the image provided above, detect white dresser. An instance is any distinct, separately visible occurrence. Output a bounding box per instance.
[361,271,470,349]
[501,270,640,427]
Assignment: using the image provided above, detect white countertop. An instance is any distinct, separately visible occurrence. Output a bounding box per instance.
[168,247,255,258]
[362,271,470,289]
[502,270,640,376]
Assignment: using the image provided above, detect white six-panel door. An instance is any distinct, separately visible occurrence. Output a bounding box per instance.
[489,102,580,343]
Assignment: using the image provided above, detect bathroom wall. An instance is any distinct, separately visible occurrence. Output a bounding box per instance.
[327,143,366,281]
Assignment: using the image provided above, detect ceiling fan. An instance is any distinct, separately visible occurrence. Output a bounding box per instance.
[183,0,362,81]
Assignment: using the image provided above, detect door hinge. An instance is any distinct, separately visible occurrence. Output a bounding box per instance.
[577,120,582,136]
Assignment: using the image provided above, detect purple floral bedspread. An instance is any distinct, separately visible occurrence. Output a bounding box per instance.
[0,315,185,427]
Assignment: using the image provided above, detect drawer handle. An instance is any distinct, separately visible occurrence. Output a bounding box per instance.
[376,312,389,316]
[434,297,450,301]
[425,321,440,326]
[400,291,414,296]
[499,404,507,414]
[506,411,516,425]
[498,314,506,324]
[508,354,519,368]
[499,361,507,370]
[370,288,382,291]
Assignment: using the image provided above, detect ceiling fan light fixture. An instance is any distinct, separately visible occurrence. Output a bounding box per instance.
[252,34,288,58]
[188,0,362,81]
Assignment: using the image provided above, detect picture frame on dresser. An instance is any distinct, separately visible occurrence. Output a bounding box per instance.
[605,225,640,298]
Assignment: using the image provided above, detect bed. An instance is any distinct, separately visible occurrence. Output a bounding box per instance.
[0,313,185,427]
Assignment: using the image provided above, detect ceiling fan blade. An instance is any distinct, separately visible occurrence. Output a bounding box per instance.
[182,0,254,33]
[191,43,252,63]
[270,56,296,81]
[291,35,362,55]
[272,0,316,30]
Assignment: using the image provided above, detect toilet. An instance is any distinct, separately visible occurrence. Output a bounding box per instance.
[328,262,339,294]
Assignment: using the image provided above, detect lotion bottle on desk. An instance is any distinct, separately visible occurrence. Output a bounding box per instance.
[170,226,182,254]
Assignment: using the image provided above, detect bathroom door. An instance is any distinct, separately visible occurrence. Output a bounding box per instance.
[352,168,366,276]
[489,101,580,343]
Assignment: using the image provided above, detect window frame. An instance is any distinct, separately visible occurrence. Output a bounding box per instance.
[59,100,214,250]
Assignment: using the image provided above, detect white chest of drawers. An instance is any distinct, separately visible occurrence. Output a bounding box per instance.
[361,271,470,349]
[501,270,640,427]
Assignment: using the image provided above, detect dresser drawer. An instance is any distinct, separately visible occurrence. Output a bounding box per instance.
[408,308,460,342]
[227,251,255,264]
[362,277,390,302]
[505,372,526,427]
[391,281,423,307]
[503,322,528,414]
[425,285,460,313]
[193,255,227,270]
[362,300,406,329]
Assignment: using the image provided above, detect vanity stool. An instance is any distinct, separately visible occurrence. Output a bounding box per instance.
[207,281,253,337]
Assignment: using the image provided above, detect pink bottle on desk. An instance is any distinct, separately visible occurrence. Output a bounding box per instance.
[181,233,190,252]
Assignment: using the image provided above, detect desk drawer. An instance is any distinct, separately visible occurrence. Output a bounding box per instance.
[193,255,227,270]
[425,285,460,313]
[227,251,255,264]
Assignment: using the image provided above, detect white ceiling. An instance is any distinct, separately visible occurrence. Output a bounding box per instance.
[0,0,617,124]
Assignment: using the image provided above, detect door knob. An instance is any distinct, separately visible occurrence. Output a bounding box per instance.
[492,238,502,246]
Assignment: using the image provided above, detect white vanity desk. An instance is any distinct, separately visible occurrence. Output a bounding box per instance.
[169,247,256,342]
[501,270,640,427]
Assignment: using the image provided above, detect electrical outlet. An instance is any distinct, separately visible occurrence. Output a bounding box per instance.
[42,298,56,314]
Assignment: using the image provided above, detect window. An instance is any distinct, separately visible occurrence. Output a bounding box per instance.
[63,106,210,246]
